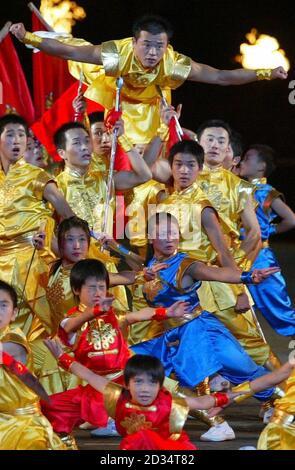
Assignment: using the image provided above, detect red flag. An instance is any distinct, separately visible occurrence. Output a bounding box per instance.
[31,82,103,161]
[0,33,35,124]
[32,12,75,119]
[167,119,191,152]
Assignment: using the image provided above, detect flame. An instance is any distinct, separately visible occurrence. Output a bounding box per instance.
[236,28,290,71]
[40,0,86,33]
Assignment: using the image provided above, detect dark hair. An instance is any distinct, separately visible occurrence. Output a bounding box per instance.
[230,131,243,157]
[147,211,179,240]
[168,139,204,168]
[0,280,18,309]
[0,114,29,137]
[245,144,276,177]
[197,119,232,141]
[88,112,105,126]
[124,354,165,386]
[54,122,88,150]
[132,14,173,40]
[57,216,91,253]
[70,259,109,294]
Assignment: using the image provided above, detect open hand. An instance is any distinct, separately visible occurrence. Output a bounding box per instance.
[44,338,64,359]
[167,301,191,318]
[143,263,168,281]
[251,267,280,283]
[96,295,115,311]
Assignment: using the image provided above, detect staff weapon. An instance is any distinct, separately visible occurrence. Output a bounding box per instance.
[18,219,47,314]
[74,70,84,121]
[101,77,124,237]
[156,85,183,140]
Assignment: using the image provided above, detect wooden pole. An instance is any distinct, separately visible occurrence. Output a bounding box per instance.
[28,2,55,32]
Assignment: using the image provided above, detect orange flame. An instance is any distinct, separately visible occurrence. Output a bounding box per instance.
[236,28,290,71]
[40,0,86,33]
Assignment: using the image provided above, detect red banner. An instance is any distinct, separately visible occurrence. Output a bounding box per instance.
[32,12,75,120]
[0,34,35,124]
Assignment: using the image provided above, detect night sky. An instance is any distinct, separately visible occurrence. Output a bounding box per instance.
[2,0,295,217]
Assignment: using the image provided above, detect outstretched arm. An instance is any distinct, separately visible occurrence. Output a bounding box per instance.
[186,260,280,284]
[188,60,287,85]
[126,301,190,325]
[10,22,102,64]
[44,339,108,393]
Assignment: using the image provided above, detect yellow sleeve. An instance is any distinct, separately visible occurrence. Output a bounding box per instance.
[103,382,123,419]
[34,170,56,200]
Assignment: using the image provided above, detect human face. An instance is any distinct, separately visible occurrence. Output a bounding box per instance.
[222,143,241,171]
[152,219,179,258]
[76,276,107,307]
[24,136,46,168]
[172,152,201,190]
[0,290,16,330]
[0,123,27,169]
[239,149,264,181]
[60,128,92,173]
[132,30,168,69]
[90,122,111,156]
[128,372,160,406]
[199,127,230,168]
[61,227,89,265]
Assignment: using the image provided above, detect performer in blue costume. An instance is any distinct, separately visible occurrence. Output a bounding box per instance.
[240,145,295,336]
[132,212,279,401]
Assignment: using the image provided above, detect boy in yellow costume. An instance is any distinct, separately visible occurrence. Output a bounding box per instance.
[10,15,287,145]
[54,120,151,311]
[0,115,74,337]
[0,280,65,450]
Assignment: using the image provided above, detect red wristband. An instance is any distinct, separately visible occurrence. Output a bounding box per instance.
[153,307,167,321]
[93,305,102,318]
[58,353,75,371]
[1,351,14,367]
[212,392,230,408]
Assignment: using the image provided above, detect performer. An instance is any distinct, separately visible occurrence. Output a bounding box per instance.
[41,258,189,441]
[0,280,65,450]
[53,120,151,310]
[131,212,282,440]
[10,15,287,145]
[36,216,137,396]
[225,360,295,450]
[0,114,74,337]
[151,137,275,369]
[239,144,295,336]
[45,345,243,450]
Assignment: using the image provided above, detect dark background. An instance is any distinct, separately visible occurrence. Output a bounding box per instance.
[2,0,295,231]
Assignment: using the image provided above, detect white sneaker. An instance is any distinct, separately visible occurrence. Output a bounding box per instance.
[209,374,230,392]
[79,421,96,430]
[200,421,236,442]
[90,419,119,437]
[239,446,256,450]
[262,407,274,424]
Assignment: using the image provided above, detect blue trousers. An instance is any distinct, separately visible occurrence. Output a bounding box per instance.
[132,311,274,401]
[249,247,295,336]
